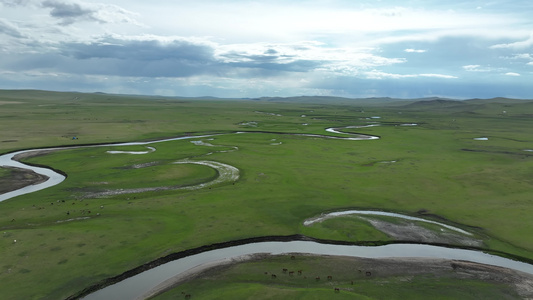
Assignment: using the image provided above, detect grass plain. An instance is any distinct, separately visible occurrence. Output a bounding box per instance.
[0,90,532,299]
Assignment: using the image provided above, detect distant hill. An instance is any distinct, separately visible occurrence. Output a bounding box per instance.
[249,95,414,105]
[402,98,466,109]
[464,97,533,104]
[1,89,531,105]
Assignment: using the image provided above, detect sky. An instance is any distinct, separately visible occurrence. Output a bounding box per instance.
[1,0,532,99]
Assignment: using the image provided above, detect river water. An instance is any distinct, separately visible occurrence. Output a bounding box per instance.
[82,240,533,300]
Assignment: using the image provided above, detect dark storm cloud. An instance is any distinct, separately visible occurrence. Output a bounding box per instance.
[55,38,218,77]
[62,38,215,62]
[54,37,325,77]
[42,0,97,24]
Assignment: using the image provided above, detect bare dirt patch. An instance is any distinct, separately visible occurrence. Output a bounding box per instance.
[115,161,160,170]
[0,101,23,105]
[362,217,483,247]
[0,166,49,194]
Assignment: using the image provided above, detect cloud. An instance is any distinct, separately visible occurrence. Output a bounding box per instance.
[512,53,532,60]
[463,64,480,71]
[56,36,220,77]
[215,42,405,76]
[0,18,24,37]
[62,36,215,61]
[505,72,521,76]
[462,64,491,72]
[2,1,533,99]
[41,0,139,25]
[419,73,458,79]
[42,0,96,25]
[490,33,533,49]
[0,0,31,6]
[404,49,426,53]
[365,70,457,80]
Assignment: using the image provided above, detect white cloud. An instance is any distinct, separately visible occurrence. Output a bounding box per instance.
[404,48,426,53]
[463,64,480,71]
[214,41,406,76]
[490,33,533,49]
[365,70,457,80]
[505,72,521,76]
[527,62,533,66]
[512,53,532,60]
[420,73,458,79]
[462,64,491,72]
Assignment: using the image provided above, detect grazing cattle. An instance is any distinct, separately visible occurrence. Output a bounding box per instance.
[282,268,288,273]
[185,294,191,299]
[327,275,332,280]
[297,270,302,275]
[289,271,294,276]
[315,276,320,281]
[290,255,295,260]
[271,274,277,279]
[365,271,372,276]
[334,288,340,293]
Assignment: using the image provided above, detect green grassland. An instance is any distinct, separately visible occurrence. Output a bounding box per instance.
[0,90,532,299]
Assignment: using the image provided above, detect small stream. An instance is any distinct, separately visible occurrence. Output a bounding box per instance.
[0,129,377,202]
[304,210,472,235]
[0,134,217,202]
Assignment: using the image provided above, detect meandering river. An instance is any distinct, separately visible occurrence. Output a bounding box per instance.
[82,240,533,300]
[2,127,533,300]
[0,129,376,202]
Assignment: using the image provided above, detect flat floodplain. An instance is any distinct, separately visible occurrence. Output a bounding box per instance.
[0,90,533,299]
[151,254,526,300]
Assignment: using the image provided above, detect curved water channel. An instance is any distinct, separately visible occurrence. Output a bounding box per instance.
[0,128,375,202]
[304,210,472,235]
[2,126,533,299]
[82,240,533,300]
[0,134,217,202]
